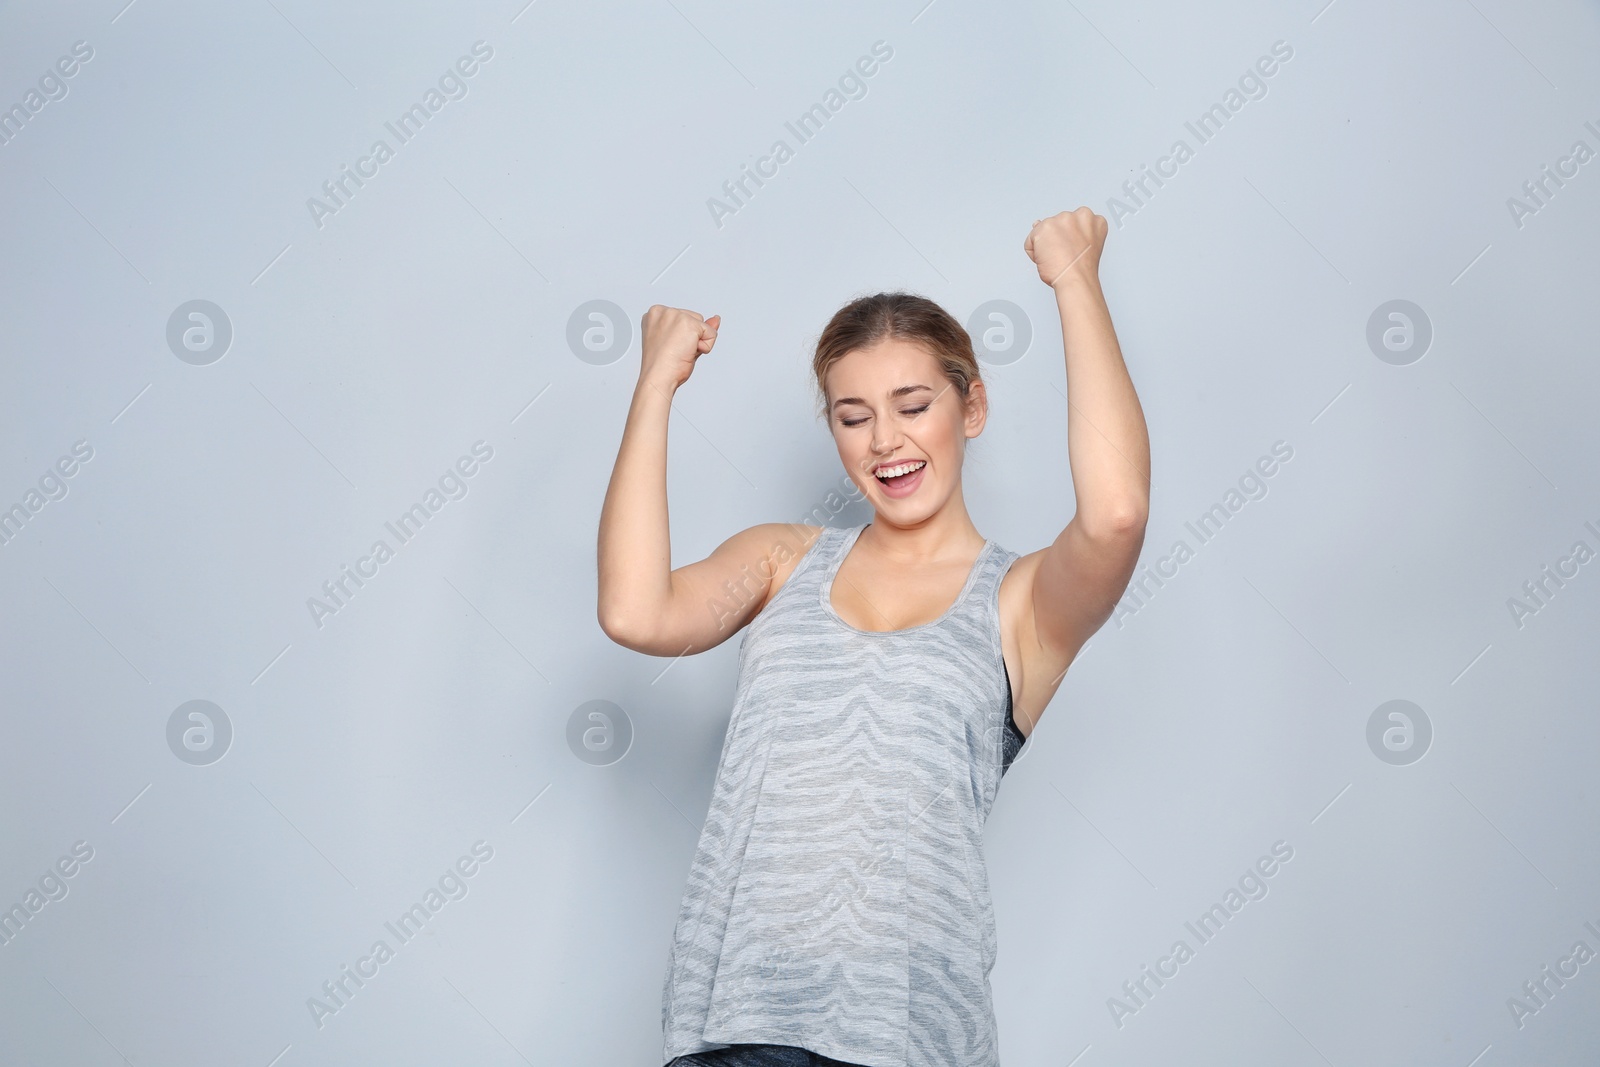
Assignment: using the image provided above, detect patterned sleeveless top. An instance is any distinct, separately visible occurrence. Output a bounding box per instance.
[660,522,1026,1067]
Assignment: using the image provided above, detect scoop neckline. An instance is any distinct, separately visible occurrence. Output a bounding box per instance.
[819,523,995,637]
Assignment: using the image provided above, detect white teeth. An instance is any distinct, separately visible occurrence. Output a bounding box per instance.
[875,460,926,480]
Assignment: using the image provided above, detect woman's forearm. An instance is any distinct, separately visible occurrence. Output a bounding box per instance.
[1054,273,1150,534]
[596,377,677,642]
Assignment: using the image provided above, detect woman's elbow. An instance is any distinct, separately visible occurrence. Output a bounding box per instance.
[598,604,650,650]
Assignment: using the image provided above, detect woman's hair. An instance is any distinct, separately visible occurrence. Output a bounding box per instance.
[811,292,982,421]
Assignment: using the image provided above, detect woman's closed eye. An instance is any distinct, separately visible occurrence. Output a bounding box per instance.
[841,406,928,427]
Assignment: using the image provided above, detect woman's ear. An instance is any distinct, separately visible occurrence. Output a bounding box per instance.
[964,380,989,438]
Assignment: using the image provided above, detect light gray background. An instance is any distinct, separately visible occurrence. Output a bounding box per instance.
[2,0,1598,1064]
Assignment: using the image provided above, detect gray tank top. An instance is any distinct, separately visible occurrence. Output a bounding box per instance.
[661,522,1024,1067]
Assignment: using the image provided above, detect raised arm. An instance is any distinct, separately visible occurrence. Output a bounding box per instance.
[1020,208,1151,667]
[597,305,815,657]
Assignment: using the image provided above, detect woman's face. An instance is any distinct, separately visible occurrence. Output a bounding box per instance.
[824,337,987,521]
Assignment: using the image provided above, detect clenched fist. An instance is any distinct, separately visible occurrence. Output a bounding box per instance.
[1024,208,1107,289]
[639,305,720,391]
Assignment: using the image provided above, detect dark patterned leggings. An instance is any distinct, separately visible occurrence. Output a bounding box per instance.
[666,1043,872,1067]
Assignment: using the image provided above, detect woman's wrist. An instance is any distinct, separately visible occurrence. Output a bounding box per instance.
[634,374,680,403]
[1051,269,1103,300]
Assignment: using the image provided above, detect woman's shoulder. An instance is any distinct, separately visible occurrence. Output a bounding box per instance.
[742,523,830,614]
[724,521,829,567]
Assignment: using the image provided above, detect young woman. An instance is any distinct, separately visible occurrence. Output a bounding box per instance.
[598,207,1150,1067]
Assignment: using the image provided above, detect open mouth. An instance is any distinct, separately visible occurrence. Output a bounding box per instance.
[874,459,926,493]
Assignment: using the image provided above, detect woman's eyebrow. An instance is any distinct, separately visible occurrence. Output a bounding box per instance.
[830,383,934,410]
